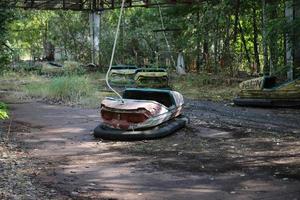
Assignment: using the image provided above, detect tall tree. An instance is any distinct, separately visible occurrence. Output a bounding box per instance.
[268,0,279,75]
[0,1,13,68]
[239,22,251,67]
[233,0,241,43]
[262,0,270,75]
[294,0,300,78]
[252,6,261,73]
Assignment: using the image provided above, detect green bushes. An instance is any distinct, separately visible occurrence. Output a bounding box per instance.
[9,61,86,77]
[47,76,93,101]
[0,102,9,120]
[172,73,240,101]
[25,76,96,103]
[40,62,64,76]
[63,61,85,75]
[40,61,85,76]
[12,61,42,73]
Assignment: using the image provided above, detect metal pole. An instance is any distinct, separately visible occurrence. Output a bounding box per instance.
[90,12,95,64]
[120,12,124,63]
[98,11,102,68]
[197,5,200,72]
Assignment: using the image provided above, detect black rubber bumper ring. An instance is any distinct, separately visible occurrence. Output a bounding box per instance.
[233,98,300,107]
[93,115,189,141]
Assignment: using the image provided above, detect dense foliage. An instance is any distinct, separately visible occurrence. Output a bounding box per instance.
[0,102,9,120]
[3,0,300,77]
[0,1,14,70]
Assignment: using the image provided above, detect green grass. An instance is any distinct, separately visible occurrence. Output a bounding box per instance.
[25,76,95,102]
[63,61,86,75]
[0,70,114,108]
[172,73,241,101]
[24,74,116,108]
[48,76,93,101]
[40,61,85,76]
[1,67,242,109]
[0,71,44,91]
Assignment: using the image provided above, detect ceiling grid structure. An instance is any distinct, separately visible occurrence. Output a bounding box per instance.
[5,0,199,11]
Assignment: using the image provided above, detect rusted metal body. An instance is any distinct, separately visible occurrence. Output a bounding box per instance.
[108,67,169,88]
[101,88,184,130]
[108,65,137,86]
[135,68,169,88]
[234,76,300,107]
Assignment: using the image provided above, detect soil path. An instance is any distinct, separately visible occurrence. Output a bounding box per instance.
[4,100,300,200]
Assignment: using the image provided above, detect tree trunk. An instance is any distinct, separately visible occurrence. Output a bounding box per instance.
[120,14,124,63]
[239,22,251,68]
[43,21,55,61]
[222,14,231,70]
[203,39,209,70]
[214,22,219,73]
[262,0,269,75]
[233,0,240,43]
[44,42,55,61]
[252,6,261,73]
[214,38,218,73]
[90,12,95,64]
[268,0,279,76]
[98,11,102,68]
[224,15,230,51]
[196,7,201,72]
[294,0,300,78]
[89,12,100,64]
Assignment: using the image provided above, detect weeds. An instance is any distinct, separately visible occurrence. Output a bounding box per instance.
[25,76,96,103]
[63,61,85,75]
[1,67,242,108]
[40,61,85,76]
[0,70,44,91]
[48,76,93,101]
[172,73,241,101]
[0,70,110,108]
[24,75,114,108]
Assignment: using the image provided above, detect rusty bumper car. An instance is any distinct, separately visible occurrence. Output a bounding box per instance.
[234,76,300,107]
[93,88,189,140]
[108,65,138,87]
[134,68,169,89]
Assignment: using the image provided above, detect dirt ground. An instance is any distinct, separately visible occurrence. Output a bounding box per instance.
[0,97,300,200]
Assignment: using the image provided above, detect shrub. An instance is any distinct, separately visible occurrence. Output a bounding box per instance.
[12,61,42,73]
[25,76,95,103]
[171,72,240,101]
[0,102,9,120]
[0,52,10,73]
[40,61,86,76]
[48,76,92,101]
[63,61,85,75]
[41,62,64,76]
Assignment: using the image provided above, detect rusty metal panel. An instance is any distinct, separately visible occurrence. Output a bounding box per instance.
[5,0,201,11]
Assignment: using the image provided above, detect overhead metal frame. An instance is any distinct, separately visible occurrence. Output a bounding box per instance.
[6,0,199,11]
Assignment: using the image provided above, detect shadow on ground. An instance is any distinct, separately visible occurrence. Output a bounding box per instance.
[1,101,300,200]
